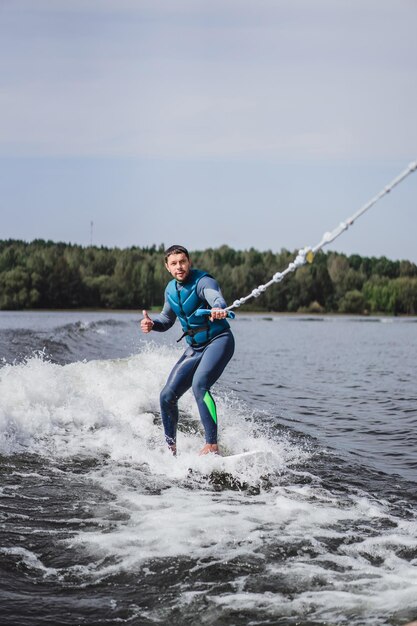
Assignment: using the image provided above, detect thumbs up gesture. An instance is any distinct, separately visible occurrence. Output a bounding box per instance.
[140,310,154,333]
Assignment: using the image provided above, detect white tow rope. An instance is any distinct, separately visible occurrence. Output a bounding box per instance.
[226,161,417,312]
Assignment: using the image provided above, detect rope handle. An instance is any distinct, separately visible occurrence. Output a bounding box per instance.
[195,309,236,319]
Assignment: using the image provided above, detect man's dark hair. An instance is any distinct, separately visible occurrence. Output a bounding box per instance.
[164,245,190,262]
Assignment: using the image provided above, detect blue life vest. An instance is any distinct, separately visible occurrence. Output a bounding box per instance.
[166,269,230,346]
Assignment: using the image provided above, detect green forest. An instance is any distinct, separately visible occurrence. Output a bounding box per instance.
[1,239,417,315]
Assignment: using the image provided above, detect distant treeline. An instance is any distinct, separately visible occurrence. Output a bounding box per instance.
[1,239,417,315]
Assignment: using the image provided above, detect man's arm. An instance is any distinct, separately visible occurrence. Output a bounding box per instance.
[197,276,227,308]
[197,276,228,320]
[140,297,177,334]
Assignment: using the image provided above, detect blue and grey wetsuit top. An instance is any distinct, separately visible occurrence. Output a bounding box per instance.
[151,269,230,346]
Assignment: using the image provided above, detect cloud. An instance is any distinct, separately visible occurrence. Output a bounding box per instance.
[1,0,416,160]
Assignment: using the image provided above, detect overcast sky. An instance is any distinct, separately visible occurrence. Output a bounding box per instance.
[1,0,416,262]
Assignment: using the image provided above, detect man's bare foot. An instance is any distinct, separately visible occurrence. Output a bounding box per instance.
[168,444,177,456]
[199,443,219,456]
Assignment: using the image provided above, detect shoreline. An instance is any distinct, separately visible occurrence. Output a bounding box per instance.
[1,308,416,319]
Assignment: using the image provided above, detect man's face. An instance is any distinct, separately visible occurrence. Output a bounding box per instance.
[165,252,191,282]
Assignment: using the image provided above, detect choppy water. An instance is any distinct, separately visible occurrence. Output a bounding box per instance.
[1,311,416,626]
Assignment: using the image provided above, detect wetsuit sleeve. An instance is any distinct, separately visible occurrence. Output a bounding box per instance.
[197,276,227,309]
[151,295,177,332]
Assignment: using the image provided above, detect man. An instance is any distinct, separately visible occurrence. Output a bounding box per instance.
[140,245,235,456]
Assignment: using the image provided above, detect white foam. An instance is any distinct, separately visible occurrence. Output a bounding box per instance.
[0,347,175,457]
[2,345,416,623]
[0,547,58,578]
[0,345,301,471]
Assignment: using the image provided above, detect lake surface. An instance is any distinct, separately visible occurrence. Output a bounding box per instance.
[1,311,416,625]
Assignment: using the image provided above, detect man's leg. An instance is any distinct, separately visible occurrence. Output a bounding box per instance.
[160,347,201,451]
[191,332,235,453]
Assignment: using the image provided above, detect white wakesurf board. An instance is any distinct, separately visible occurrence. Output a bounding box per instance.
[211,450,269,470]
[187,450,269,475]
[220,450,264,461]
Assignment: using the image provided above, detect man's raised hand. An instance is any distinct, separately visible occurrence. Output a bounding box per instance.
[140,310,154,333]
